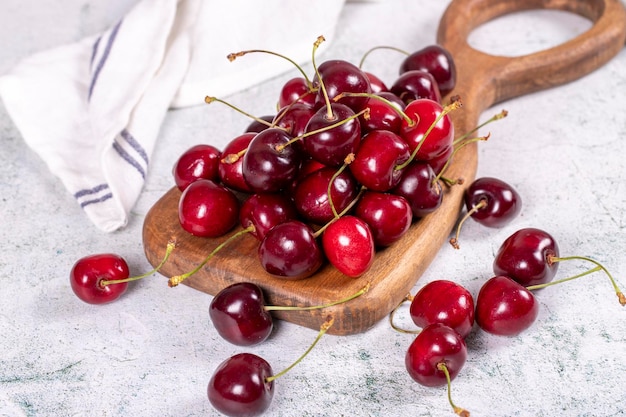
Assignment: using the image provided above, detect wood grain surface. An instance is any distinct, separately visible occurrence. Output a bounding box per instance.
[142,0,626,335]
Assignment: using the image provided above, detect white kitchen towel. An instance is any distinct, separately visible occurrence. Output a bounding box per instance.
[0,0,345,232]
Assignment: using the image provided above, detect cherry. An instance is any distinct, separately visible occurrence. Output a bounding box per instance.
[390,70,441,104]
[399,44,457,96]
[208,352,274,417]
[409,280,475,339]
[178,179,240,238]
[293,166,359,225]
[400,98,454,162]
[258,220,324,279]
[245,115,275,133]
[172,144,221,192]
[278,76,316,108]
[239,193,298,241]
[364,71,389,94]
[349,129,410,192]
[242,128,301,193]
[450,177,522,249]
[273,103,315,138]
[210,282,273,346]
[493,228,559,287]
[321,215,375,278]
[475,275,539,336]
[312,58,372,112]
[218,133,256,193]
[358,92,405,134]
[70,254,129,304]
[354,191,412,247]
[391,161,443,218]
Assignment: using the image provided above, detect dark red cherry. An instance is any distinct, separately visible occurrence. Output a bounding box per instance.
[475,275,539,336]
[405,323,467,387]
[278,76,316,108]
[258,220,324,279]
[359,92,405,134]
[70,254,129,304]
[303,102,362,167]
[354,191,412,247]
[312,59,371,111]
[293,166,358,225]
[219,133,256,193]
[493,228,560,287]
[400,98,454,162]
[273,103,315,139]
[349,130,410,192]
[242,128,300,193]
[409,280,475,339]
[208,353,274,417]
[464,177,522,228]
[239,193,298,241]
[392,161,442,218]
[245,115,275,133]
[209,282,273,346]
[399,44,457,96]
[172,144,221,191]
[364,71,389,93]
[427,144,453,175]
[178,179,240,238]
[390,70,441,104]
[321,215,375,277]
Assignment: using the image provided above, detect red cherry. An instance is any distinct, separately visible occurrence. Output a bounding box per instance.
[209,282,273,346]
[475,275,539,336]
[399,44,457,96]
[245,115,275,133]
[312,59,371,112]
[410,280,475,339]
[493,228,560,287]
[391,161,443,218]
[354,191,412,247]
[208,353,274,417]
[172,144,221,192]
[70,254,129,304]
[349,130,410,192]
[258,220,324,279]
[218,133,256,193]
[364,71,389,93]
[390,70,441,104]
[273,103,315,139]
[464,177,522,228]
[400,98,454,162]
[239,193,298,241]
[178,179,240,238]
[278,76,316,108]
[322,215,375,278]
[405,323,467,387]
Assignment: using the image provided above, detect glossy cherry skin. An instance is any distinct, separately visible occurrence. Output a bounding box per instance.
[464,177,522,228]
[178,179,240,238]
[392,161,442,218]
[258,220,324,279]
[354,191,412,247]
[410,280,475,338]
[359,92,405,134]
[240,193,298,241]
[293,166,358,225]
[173,144,221,191]
[209,282,273,346]
[390,70,441,104]
[303,102,362,167]
[493,228,560,287]
[242,128,300,193]
[273,103,315,139]
[219,133,256,193]
[245,115,275,133]
[475,275,539,336]
[278,76,316,108]
[365,71,389,94]
[405,323,467,387]
[349,130,410,192]
[312,59,371,112]
[400,98,454,162]
[322,215,375,278]
[399,44,457,96]
[70,254,129,304]
[208,353,274,417]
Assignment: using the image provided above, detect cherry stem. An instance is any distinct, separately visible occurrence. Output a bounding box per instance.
[205,96,286,132]
[394,97,463,172]
[436,362,470,417]
[435,134,489,186]
[266,316,335,383]
[453,109,507,147]
[168,226,255,287]
[227,49,313,89]
[358,45,409,69]
[387,294,421,334]
[265,282,370,312]
[101,240,176,286]
[313,186,366,238]
[333,92,414,125]
[526,265,602,291]
[449,199,488,249]
[311,35,335,120]
[326,157,354,219]
[538,255,625,305]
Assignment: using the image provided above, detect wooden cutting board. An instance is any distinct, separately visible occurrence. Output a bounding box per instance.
[142,0,626,335]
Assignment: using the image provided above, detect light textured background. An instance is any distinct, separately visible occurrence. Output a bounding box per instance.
[1,1,625,416]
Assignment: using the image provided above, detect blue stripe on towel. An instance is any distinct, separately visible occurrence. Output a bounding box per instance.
[88,19,123,101]
[113,134,147,179]
[74,183,113,208]
[120,129,149,165]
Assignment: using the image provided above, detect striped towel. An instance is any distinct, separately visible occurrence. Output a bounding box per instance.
[0,0,344,232]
